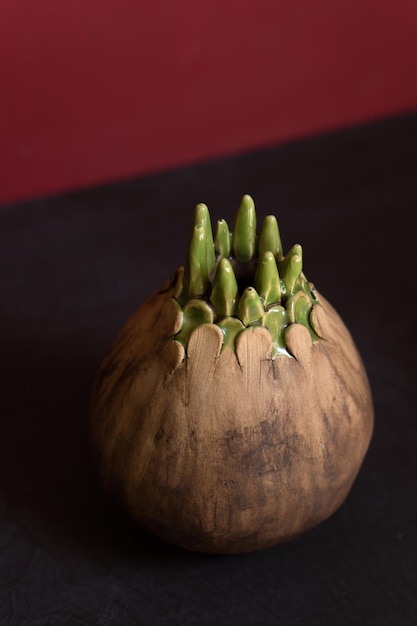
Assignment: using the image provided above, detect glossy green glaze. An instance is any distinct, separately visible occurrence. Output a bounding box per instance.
[171,195,320,358]
[254,251,281,308]
[264,306,290,356]
[214,219,231,259]
[237,287,264,327]
[279,243,303,295]
[232,194,257,262]
[217,317,246,351]
[258,214,283,261]
[175,299,214,348]
[210,258,238,318]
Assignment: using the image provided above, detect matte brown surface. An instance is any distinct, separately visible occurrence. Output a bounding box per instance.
[91,285,373,553]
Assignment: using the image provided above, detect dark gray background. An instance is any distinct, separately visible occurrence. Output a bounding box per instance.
[1,112,416,625]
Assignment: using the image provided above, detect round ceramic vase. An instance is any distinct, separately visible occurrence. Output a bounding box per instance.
[90,195,374,554]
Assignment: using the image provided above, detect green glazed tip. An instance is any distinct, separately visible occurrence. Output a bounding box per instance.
[232,195,257,262]
[214,219,231,259]
[194,202,215,277]
[210,258,238,318]
[254,251,281,308]
[258,215,283,261]
[237,287,264,327]
[279,244,303,295]
[185,224,209,298]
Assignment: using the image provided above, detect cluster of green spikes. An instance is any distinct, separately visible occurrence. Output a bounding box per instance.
[171,195,320,358]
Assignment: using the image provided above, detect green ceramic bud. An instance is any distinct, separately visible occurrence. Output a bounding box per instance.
[237,287,264,326]
[254,251,281,308]
[210,258,238,318]
[232,194,257,262]
[184,224,209,298]
[214,219,231,259]
[194,202,216,278]
[279,244,303,295]
[258,215,283,261]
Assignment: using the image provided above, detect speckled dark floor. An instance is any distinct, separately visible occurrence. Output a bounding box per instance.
[1,112,416,626]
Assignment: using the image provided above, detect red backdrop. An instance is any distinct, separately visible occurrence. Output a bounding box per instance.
[1,0,417,205]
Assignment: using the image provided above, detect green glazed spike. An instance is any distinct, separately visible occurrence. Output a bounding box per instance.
[286,291,304,324]
[214,219,231,259]
[210,258,238,318]
[258,215,283,261]
[286,291,310,325]
[185,225,210,298]
[232,195,257,262]
[254,251,281,308]
[264,306,290,357]
[237,287,264,326]
[217,317,245,351]
[175,299,214,347]
[279,244,303,295]
[173,265,185,301]
[294,294,312,327]
[194,203,216,277]
[291,293,319,341]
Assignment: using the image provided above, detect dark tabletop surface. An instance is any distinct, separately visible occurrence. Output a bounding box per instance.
[1,112,417,626]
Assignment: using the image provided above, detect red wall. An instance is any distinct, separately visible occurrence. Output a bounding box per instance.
[1,1,417,205]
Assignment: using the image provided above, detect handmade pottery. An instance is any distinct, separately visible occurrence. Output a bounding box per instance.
[90,195,374,553]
